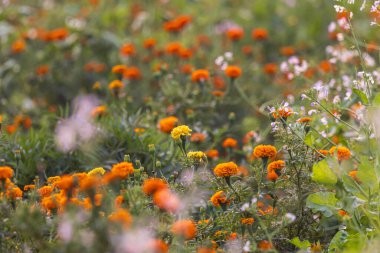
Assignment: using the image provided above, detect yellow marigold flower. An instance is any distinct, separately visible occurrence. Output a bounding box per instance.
[213,162,239,177]
[210,190,229,207]
[253,145,277,159]
[0,166,14,180]
[187,151,206,161]
[171,125,192,140]
[267,160,285,173]
[88,167,106,176]
[108,80,124,90]
[329,146,351,161]
[241,218,254,225]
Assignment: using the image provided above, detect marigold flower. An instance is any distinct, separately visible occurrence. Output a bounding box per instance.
[111,162,135,179]
[142,178,168,196]
[6,187,23,200]
[191,69,210,82]
[11,40,26,53]
[338,209,349,217]
[329,146,351,161]
[165,42,182,55]
[112,65,128,74]
[24,184,36,191]
[252,28,268,40]
[267,171,279,181]
[55,175,74,191]
[226,28,244,41]
[190,133,206,143]
[241,217,254,225]
[206,149,219,159]
[171,125,192,140]
[222,137,238,149]
[120,43,136,56]
[348,170,360,183]
[263,63,277,75]
[267,160,285,173]
[36,65,49,76]
[171,219,197,240]
[225,66,242,79]
[38,186,53,198]
[213,162,239,177]
[272,107,293,119]
[158,116,178,133]
[108,80,124,90]
[197,247,216,253]
[210,191,229,207]
[41,195,59,212]
[0,166,14,180]
[143,38,156,49]
[280,46,296,56]
[297,117,312,123]
[148,239,169,253]
[319,60,333,73]
[258,240,273,250]
[6,125,17,134]
[123,66,142,80]
[108,209,133,228]
[187,151,206,162]
[91,105,107,117]
[79,175,101,191]
[153,189,180,213]
[318,149,329,156]
[211,90,224,97]
[47,176,61,185]
[253,145,277,159]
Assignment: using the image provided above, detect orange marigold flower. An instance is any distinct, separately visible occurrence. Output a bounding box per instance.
[165,42,182,55]
[91,105,107,117]
[258,240,273,250]
[180,64,193,75]
[6,125,17,134]
[225,66,242,79]
[120,43,136,57]
[153,189,180,213]
[36,65,49,76]
[280,46,296,56]
[329,146,351,161]
[253,145,277,159]
[41,195,59,212]
[206,149,219,159]
[226,28,244,41]
[319,60,333,73]
[222,137,238,149]
[191,69,210,82]
[267,171,279,181]
[263,63,277,75]
[348,170,360,183]
[318,149,329,156]
[55,175,74,191]
[171,219,197,240]
[123,66,142,80]
[142,178,168,196]
[210,190,229,207]
[38,186,53,198]
[241,217,254,225]
[213,76,226,89]
[111,162,134,179]
[213,162,239,177]
[11,40,26,53]
[115,195,124,208]
[197,247,216,253]
[148,239,169,253]
[24,184,36,191]
[23,116,32,129]
[211,90,225,97]
[272,107,293,119]
[108,80,124,90]
[267,160,285,173]
[158,116,178,133]
[143,38,156,49]
[112,65,128,75]
[79,175,101,191]
[108,208,133,228]
[338,209,349,217]
[0,166,14,180]
[6,187,23,200]
[251,28,268,40]
[190,133,206,143]
[297,117,312,123]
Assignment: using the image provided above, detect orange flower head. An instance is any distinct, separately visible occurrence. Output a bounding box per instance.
[222,137,238,149]
[143,38,156,49]
[206,149,219,159]
[11,40,26,53]
[272,107,293,119]
[148,239,169,253]
[252,28,268,40]
[171,219,197,240]
[158,116,178,133]
[241,217,254,225]
[55,175,74,191]
[0,166,14,180]
[91,105,107,117]
[329,146,351,161]
[123,66,142,80]
[111,162,134,179]
[267,171,279,181]
[165,42,182,55]
[280,46,296,56]
[253,145,277,159]
[210,190,229,207]
[112,65,128,75]
[191,69,210,82]
[213,162,239,177]
[190,133,206,143]
[153,189,180,213]
[264,63,277,75]
[38,186,53,198]
[225,65,242,79]
[226,28,244,41]
[24,184,36,191]
[142,178,168,196]
[6,187,23,200]
[36,65,49,76]
[108,208,133,228]
[108,80,124,90]
[258,240,273,250]
[348,170,360,183]
[267,160,285,173]
[120,43,136,57]
[297,117,312,123]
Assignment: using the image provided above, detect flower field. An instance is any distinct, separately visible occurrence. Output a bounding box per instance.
[2,0,380,252]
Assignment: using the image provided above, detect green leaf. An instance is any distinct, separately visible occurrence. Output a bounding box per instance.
[353,88,368,104]
[328,230,348,252]
[311,160,338,185]
[306,192,338,217]
[372,92,380,105]
[304,132,315,147]
[289,237,310,249]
